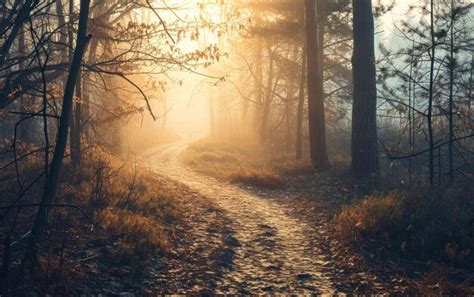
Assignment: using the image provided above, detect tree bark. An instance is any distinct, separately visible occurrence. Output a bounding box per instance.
[305,0,329,170]
[350,0,379,177]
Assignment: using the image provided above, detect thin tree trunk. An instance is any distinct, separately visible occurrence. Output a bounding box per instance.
[260,43,274,143]
[469,56,473,120]
[305,0,329,170]
[0,0,35,109]
[448,0,455,183]
[72,70,82,168]
[351,0,379,177]
[263,43,274,142]
[23,0,91,267]
[255,40,264,140]
[55,0,68,61]
[427,0,436,185]
[296,40,306,160]
[408,40,414,185]
[0,0,34,67]
[83,38,98,141]
[285,80,292,152]
[68,0,76,158]
[55,0,68,146]
[17,6,30,142]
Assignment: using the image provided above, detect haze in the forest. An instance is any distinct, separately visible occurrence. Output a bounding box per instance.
[0,0,473,295]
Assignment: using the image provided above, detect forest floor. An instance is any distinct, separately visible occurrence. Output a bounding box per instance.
[118,139,407,294]
[68,137,471,294]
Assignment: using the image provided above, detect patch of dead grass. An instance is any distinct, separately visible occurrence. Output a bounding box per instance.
[182,138,311,188]
[335,186,474,261]
[335,192,406,242]
[10,145,183,265]
[98,208,169,262]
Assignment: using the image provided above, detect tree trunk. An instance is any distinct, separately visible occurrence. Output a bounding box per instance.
[285,78,292,152]
[23,0,91,268]
[17,8,30,142]
[296,41,306,160]
[305,0,329,170]
[68,0,76,159]
[83,38,98,141]
[55,0,68,61]
[255,41,264,140]
[469,56,473,123]
[72,70,82,168]
[427,0,435,185]
[0,0,35,109]
[350,0,379,177]
[408,40,414,185]
[260,43,274,143]
[0,0,34,67]
[448,0,455,183]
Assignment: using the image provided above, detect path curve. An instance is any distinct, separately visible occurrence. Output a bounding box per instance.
[139,141,336,295]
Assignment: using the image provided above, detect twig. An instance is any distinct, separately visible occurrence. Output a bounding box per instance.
[0,203,95,226]
[145,0,176,44]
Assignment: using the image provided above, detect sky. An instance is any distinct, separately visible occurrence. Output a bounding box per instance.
[376,0,423,46]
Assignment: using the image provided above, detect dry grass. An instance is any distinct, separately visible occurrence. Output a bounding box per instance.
[182,138,313,188]
[0,143,186,294]
[335,186,474,268]
[334,187,474,294]
[98,208,169,262]
[0,142,182,270]
[336,192,406,242]
[64,146,182,263]
[229,166,283,188]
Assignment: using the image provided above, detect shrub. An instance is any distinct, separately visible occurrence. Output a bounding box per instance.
[335,185,474,267]
[336,192,406,242]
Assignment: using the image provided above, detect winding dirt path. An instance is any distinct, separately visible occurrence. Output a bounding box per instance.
[138,141,337,294]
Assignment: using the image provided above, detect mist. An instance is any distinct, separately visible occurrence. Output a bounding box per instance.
[0,0,473,295]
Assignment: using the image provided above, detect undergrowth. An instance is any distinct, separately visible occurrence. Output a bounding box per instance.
[0,143,184,294]
[66,146,181,262]
[182,138,312,188]
[335,184,474,294]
